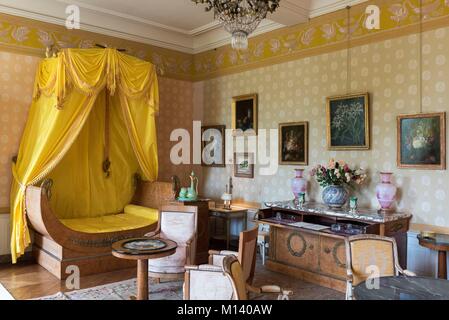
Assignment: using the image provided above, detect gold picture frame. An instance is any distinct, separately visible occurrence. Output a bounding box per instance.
[397,112,446,170]
[232,93,258,135]
[326,92,370,150]
[279,122,309,165]
[201,125,226,167]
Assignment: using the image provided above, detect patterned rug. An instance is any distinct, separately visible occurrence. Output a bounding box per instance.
[34,278,183,300]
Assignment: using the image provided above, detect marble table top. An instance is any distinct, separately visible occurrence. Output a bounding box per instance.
[418,233,449,247]
[264,200,412,223]
[354,276,449,300]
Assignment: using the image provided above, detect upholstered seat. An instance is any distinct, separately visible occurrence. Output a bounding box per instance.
[60,205,158,233]
[147,205,197,280]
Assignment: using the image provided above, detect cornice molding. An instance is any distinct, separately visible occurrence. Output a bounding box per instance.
[0,0,448,81]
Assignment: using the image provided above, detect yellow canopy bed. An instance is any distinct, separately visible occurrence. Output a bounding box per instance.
[10,48,174,278]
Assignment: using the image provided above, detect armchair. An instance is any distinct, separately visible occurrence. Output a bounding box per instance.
[208,227,258,284]
[184,255,292,300]
[345,234,416,300]
[146,205,197,281]
[222,255,292,300]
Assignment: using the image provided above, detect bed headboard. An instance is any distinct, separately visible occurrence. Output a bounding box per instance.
[132,177,177,210]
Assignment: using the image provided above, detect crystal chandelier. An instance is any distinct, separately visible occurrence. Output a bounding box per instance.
[191,0,280,50]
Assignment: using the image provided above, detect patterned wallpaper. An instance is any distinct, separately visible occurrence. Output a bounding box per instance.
[0,51,40,209]
[200,26,449,228]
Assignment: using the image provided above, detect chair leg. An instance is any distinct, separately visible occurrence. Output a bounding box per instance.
[261,243,266,265]
[345,282,353,300]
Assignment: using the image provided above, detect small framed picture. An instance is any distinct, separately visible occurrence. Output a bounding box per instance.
[201,125,225,167]
[326,93,370,150]
[279,122,309,165]
[234,153,254,178]
[232,93,258,135]
[397,112,446,170]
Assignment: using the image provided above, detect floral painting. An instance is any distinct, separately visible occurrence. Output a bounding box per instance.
[326,93,370,150]
[279,122,308,165]
[397,113,446,170]
[234,153,254,178]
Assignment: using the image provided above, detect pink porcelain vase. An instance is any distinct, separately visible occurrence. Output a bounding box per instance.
[291,169,307,199]
[376,172,397,211]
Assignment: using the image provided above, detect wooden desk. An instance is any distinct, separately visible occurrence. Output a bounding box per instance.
[256,202,412,293]
[209,206,248,250]
[418,233,449,279]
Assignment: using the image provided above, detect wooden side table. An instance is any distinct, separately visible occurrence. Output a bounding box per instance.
[209,206,248,250]
[418,233,449,279]
[112,238,177,300]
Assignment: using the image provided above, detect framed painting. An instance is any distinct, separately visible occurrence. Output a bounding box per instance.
[326,93,370,150]
[232,93,258,135]
[234,153,254,178]
[397,112,446,170]
[279,122,309,165]
[201,125,226,167]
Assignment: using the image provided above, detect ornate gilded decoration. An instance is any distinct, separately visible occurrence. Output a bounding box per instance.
[287,232,307,258]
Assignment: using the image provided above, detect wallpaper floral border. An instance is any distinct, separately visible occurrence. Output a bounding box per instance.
[194,0,449,79]
[0,0,449,81]
[0,14,194,80]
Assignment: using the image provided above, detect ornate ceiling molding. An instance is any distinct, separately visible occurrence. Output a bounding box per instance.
[0,0,448,81]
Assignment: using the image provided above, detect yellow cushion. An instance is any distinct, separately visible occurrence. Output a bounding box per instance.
[124,204,159,221]
[60,207,158,233]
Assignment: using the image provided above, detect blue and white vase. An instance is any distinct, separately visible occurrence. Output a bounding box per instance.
[322,185,349,208]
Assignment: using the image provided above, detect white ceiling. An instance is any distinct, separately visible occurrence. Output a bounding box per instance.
[0,0,368,54]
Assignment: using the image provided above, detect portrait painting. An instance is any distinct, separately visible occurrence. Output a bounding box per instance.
[201,125,226,167]
[397,112,446,170]
[279,122,309,165]
[232,94,258,135]
[327,93,370,150]
[234,153,254,178]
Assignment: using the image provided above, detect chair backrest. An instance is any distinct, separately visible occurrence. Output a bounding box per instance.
[345,234,400,286]
[159,205,197,245]
[238,227,258,284]
[223,255,248,300]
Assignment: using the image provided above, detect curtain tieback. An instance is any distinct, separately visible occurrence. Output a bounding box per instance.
[12,165,26,191]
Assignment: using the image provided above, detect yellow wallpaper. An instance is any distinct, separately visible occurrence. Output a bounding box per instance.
[200,25,449,228]
[0,52,40,209]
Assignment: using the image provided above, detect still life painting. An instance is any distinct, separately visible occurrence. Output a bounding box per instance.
[397,112,446,170]
[279,122,308,165]
[232,93,258,135]
[326,93,370,150]
[234,153,254,178]
[201,125,225,167]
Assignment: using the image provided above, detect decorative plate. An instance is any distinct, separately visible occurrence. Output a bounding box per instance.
[122,239,167,251]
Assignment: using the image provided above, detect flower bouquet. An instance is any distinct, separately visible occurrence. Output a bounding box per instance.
[310,159,367,208]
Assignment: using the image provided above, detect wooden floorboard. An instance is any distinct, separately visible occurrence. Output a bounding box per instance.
[0,259,344,300]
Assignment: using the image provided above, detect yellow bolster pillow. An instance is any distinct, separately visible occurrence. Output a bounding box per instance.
[124,204,159,221]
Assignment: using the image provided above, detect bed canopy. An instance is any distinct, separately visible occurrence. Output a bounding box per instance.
[10,48,160,264]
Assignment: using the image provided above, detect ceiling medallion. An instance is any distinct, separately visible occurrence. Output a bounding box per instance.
[191,0,280,50]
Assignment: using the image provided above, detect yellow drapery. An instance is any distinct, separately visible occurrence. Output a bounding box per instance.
[10,48,159,263]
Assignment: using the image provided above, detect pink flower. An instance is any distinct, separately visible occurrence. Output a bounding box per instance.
[344,164,350,172]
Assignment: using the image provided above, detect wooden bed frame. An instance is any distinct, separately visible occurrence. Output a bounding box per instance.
[26,176,176,279]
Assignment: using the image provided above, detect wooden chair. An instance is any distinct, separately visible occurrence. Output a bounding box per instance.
[208,227,258,284]
[345,234,415,300]
[222,255,292,300]
[184,254,292,300]
[146,205,197,282]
